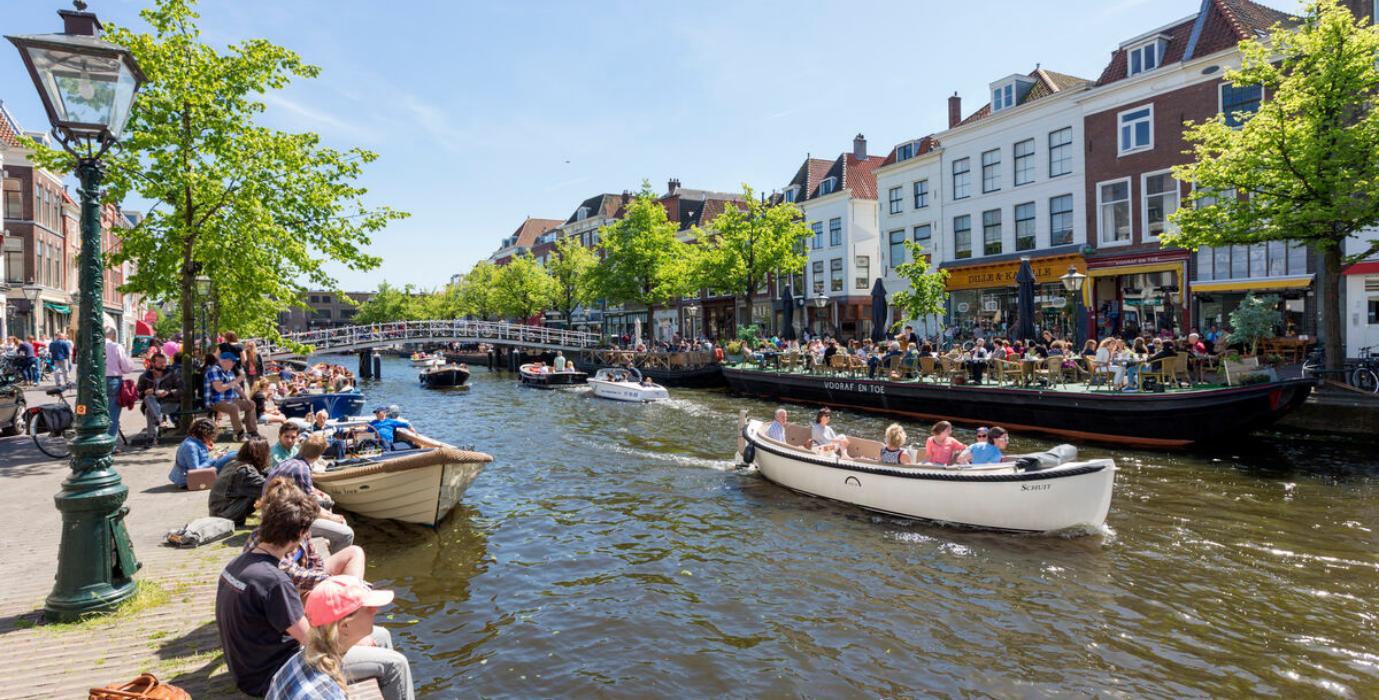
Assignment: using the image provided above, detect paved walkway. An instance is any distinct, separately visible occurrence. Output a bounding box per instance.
[0,382,380,699]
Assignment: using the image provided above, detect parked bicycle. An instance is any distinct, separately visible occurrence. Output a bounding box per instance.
[24,383,128,459]
[1301,346,1379,394]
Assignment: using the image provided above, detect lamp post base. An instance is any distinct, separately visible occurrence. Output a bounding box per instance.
[44,462,140,622]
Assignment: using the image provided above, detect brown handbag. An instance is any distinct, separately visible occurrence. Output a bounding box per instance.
[89,673,191,700]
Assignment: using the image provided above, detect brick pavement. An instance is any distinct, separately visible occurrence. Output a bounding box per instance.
[0,382,382,699]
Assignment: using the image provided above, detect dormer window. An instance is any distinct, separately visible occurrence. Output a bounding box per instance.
[819,177,838,195]
[1126,35,1169,77]
[576,206,590,220]
[896,140,922,162]
[990,75,1036,114]
[785,185,800,203]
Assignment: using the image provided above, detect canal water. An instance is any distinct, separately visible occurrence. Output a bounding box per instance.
[340,356,1378,698]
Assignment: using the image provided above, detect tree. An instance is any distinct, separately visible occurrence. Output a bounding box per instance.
[889,242,950,339]
[547,236,598,325]
[589,183,694,331]
[693,184,811,329]
[1167,0,1379,370]
[457,261,501,321]
[25,0,406,417]
[494,254,557,323]
[1228,293,1283,357]
[353,282,421,324]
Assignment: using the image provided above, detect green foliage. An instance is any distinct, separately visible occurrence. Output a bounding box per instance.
[736,324,760,344]
[693,185,811,327]
[589,183,694,309]
[494,254,557,321]
[353,282,421,324]
[889,242,949,335]
[1228,293,1282,356]
[151,306,182,338]
[1167,0,1379,368]
[456,261,500,321]
[547,236,598,322]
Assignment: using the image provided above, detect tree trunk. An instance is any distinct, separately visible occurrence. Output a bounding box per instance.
[178,241,195,426]
[1322,242,1343,371]
[740,285,753,329]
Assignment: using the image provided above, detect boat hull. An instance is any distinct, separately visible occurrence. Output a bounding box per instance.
[277,392,365,420]
[420,366,470,388]
[744,421,1114,532]
[519,364,587,388]
[315,441,490,526]
[724,368,1313,448]
[588,380,669,402]
[576,362,725,388]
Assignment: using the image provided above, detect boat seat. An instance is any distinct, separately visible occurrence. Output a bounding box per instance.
[781,424,813,448]
[846,437,884,462]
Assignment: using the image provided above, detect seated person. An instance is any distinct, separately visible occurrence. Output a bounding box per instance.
[958,427,1010,465]
[923,420,966,466]
[765,408,789,442]
[1148,339,1177,363]
[265,575,414,700]
[306,409,347,459]
[210,436,271,527]
[267,437,355,553]
[271,422,301,467]
[169,417,237,488]
[809,407,849,456]
[136,352,181,444]
[879,423,913,465]
[369,406,415,451]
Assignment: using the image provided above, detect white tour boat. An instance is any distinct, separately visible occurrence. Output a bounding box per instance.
[737,416,1115,533]
[409,352,442,368]
[588,367,669,402]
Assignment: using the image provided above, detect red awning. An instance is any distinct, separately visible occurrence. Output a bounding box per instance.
[1343,261,1379,275]
[134,320,154,336]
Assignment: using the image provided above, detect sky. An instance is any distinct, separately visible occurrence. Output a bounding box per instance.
[0,0,1304,292]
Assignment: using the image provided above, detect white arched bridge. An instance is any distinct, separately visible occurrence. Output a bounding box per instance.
[257,320,603,358]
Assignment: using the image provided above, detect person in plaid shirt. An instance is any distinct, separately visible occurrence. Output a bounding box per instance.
[206,351,259,439]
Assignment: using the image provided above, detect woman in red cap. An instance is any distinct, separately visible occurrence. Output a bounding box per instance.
[265,574,413,700]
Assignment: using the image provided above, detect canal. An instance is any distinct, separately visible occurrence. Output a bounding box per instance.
[339,356,1378,697]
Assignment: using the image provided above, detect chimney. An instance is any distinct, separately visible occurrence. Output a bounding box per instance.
[667,178,680,195]
[620,190,631,204]
[852,134,867,160]
[948,92,962,129]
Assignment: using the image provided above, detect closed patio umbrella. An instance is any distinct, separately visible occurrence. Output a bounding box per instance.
[1014,257,1037,343]
[870,278,888,342]
[781,285,797,341]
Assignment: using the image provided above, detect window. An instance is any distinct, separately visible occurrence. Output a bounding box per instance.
[1049,194,1074,246]
[1143,171,1179,239]
[811,222,824,249]
[1267,240,1286,277]
[1197,247,1214,281]
[982,209,1002,255]
[1370,297,1379,325]
[913,224,931,244]
[888,230,907,270]
[1119,106,1153,154]
[820,177,838,196]
[1047,128,1073,180]
[1127,38,1166,76]
[1287,241,1307,273]
[812,260,825,294]
[3,180,21,219]
[1231,244,1249,279]
[577,206,590,220]
[4,249,25,284]
[954,215,972,259]
[913,179,929,209]
[896,141,920,162]
[828,218,842,246]
[785,186,799,203]
[952,158,971,199]
[1013,139,1035,186]
[855,256,870,290]
[981,149,1001,193]
[1098,179,1131,244]
[1015,202,1036,251]
[830,258,843,292]
[1249,243,1268,278]
[888,187,903,214]
[1220,82,1263,128]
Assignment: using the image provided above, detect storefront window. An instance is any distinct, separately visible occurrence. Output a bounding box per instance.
[1267,241,1286,277]
[1230,244,1248,278]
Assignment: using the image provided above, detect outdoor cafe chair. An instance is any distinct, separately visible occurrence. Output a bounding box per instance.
[993,359,1022,387]
[1040,356,1065,387]
[918,355,937,382]
[1139,357,1173,390]
[828,354,849,375]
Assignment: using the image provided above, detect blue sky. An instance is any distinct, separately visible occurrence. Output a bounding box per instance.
[1,0,1301,291]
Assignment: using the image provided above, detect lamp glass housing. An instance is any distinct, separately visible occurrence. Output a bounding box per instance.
[194,275,212,296]
[8,32,143,141]
[1060,266,1087,293]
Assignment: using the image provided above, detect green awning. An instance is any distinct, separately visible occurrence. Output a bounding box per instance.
[44,302,71,314]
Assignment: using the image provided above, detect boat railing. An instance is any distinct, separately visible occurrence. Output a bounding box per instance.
[253,320,604,358]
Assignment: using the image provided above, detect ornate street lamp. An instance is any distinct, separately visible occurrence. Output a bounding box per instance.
[810,293,831,335]
[1060,265,1088,346]
[195,274,211,349]
[22,284,43,336]
[8,1,146,622]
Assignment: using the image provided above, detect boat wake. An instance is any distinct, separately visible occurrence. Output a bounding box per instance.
[568,435,738,472]
[655,398,731,420]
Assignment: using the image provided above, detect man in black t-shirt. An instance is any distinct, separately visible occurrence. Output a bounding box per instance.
[215,478,319,696]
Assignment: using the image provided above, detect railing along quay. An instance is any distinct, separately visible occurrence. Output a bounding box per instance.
[255,320,603,358]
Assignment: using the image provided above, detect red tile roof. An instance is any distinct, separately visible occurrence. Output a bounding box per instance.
[955,69,1090,127]
[841,153,884,200]
[0,103,24,148]
[878,135,939,167]
[508,217,563,248]
[786,158,834,199]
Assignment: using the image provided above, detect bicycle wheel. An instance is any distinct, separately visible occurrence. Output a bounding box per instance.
[29,413,71,460]
[1352,367,1379,394]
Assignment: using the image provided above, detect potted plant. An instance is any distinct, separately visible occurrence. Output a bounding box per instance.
[725,340,745,363]
[1226,293,1282,358]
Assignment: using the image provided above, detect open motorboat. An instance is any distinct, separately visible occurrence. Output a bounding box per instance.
[420,363,470,388]
[737,416,1115,533]
[314,427,491,526]
[276,390,365,420]
[518,362,587,388]
[410,352,442,368]
[588,367,669,402]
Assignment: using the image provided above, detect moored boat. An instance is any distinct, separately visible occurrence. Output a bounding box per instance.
[276,390,365,420]
[420,364,470,388]
[518,362,587,388]
[314,429,491,526]
[410,352,442,368]
[588,367,669,402]
[739,418,1115,533]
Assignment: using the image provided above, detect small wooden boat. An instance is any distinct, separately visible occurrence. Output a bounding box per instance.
[588,367,668,402]
[420,364,470,388]
[315,429,491,526]
[276,391,365,420]
[409,352,442,368]
[518,362,587,389]
[738,418,1115,533]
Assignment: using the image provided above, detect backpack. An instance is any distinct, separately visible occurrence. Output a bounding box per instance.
[118,379,139,410]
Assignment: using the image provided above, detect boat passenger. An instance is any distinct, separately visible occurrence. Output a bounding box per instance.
[765,408,789,442]
[553,351,567,371]
[923,421,966,466]
[809,407,850,456]
[958,427,1009,465]
[266,437,356,553]
[880,424,913,465]
[210,435,271,527]
[272,422,301,468]
[369,406,416,451]
[170,417,237,488]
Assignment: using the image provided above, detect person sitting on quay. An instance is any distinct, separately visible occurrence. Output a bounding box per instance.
[879,424,913,465]
[272,422,301,467]
[368,406,416,451]
[765,408,789,442]
[306,410,347,460]
[210,435,272,527]
[266,436,355,552]
[958,426,1009,465]
[245,478,366,597]
[170,417,238,488]
[809,407,850,456]
[137,351,182,444]
[207,350,260,441]
[265,575,414,700]
[923,421,966,466]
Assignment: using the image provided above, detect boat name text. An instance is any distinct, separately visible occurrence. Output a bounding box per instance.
[824,381,886,395]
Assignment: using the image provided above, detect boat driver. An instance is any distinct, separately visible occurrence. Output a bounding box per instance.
[369,406,416,451]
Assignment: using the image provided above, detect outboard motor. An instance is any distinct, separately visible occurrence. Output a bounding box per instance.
[1015,444,1078,471]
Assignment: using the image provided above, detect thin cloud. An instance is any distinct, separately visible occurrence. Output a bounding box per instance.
[259,91,370,141]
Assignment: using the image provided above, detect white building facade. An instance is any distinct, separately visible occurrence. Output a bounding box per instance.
[875,136,943,335]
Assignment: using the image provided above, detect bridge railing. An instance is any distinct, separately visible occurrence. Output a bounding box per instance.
[256,320,603,357]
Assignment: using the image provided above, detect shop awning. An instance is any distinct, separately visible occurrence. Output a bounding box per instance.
[1191,275,1313,293]
[943,254,1086,292]
[43,302,70,314]
[1344,261,1379,276]
[1087,261,1183,278]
